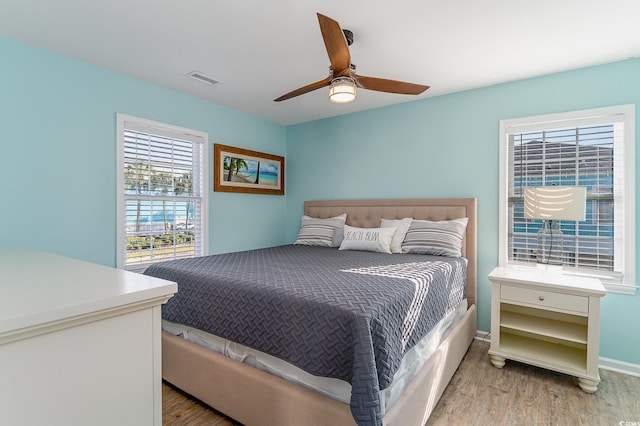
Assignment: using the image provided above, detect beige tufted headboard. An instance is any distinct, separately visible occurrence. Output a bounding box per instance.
[304,198,477,307]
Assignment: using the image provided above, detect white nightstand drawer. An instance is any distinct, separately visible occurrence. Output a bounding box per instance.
[501,285,589,314]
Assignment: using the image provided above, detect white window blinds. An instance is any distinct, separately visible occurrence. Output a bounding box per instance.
[117,114,208,272]
[499,105,635,292]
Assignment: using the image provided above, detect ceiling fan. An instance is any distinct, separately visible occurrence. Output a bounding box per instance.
[274,13,429,103]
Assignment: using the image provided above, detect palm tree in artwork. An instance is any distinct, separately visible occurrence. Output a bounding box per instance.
[255,161,260,184]
[225,157,249,181]
[225,157,234,181]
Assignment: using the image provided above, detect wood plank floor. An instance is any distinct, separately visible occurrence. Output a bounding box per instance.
[163,340,640,425]
[162,381,240,426]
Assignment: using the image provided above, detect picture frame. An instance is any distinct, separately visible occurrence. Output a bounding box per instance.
[213,144,285,195]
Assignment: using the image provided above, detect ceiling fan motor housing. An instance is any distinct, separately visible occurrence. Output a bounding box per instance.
[343,29,353,46]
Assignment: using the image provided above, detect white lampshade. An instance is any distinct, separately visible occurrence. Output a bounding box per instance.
[524,186,587,221]
[328,77,357,104]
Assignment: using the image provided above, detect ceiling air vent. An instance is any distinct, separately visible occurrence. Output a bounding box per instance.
[188,71,220,86]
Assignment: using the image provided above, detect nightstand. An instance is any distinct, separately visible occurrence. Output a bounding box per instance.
[488,266,606,392]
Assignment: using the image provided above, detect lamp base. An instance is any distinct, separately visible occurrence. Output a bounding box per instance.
[536,220,563,266]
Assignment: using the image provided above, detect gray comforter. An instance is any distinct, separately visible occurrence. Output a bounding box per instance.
[145,245,466,425]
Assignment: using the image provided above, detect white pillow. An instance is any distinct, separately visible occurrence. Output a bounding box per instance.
[380,218,413,253]
[339,225,396,254]
[294,214,347,247]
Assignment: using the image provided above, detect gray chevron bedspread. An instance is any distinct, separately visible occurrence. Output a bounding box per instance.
[145,245,466,426]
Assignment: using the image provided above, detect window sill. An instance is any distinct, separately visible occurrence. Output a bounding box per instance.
[601,283,637,295]
[500,263,637,295]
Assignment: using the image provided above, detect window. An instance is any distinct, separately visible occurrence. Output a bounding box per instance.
[116,114,208,272]
[499,105,635,294]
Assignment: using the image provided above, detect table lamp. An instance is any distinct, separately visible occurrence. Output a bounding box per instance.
[524,186,587,268]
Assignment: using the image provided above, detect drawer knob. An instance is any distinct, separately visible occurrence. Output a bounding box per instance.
[538,296,545,301]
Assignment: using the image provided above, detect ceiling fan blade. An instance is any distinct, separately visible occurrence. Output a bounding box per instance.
[317,13,351,75]
[274,76,333,102]
[352,73,429,95]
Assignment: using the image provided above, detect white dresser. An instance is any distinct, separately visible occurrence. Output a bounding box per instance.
[488,267,605,392]
[0,249,177,426]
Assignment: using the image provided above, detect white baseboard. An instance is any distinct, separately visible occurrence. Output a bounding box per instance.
[474,329,640,378]
[599,357,640,378]
[474,330,490,343]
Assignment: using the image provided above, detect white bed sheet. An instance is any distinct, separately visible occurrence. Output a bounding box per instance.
[162,298,467,415]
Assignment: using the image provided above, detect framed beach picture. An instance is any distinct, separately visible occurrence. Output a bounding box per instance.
[213,144,285,195]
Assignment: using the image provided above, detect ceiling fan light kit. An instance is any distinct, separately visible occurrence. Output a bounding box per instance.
[274,13,429,104]
[328,77,357,103]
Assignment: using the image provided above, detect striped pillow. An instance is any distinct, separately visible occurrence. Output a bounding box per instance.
[401,217,469,257]
[294,214,347,247]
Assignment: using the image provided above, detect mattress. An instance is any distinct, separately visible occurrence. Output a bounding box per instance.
[162,297,467,415]
[145,245,467,424]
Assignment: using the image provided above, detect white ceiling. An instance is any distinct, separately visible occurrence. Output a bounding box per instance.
[1,0,639,125]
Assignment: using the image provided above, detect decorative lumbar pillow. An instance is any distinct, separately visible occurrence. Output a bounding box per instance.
[339,225,397,254]
[401,217,469,257]
[294,214,347,247]
[380,218,413,253]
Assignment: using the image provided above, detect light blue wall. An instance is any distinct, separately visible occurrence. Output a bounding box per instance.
[0,37,288,266]
[1,35,638,366]
[285,59,640,365]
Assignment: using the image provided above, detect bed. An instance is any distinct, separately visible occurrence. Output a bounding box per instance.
[153,198,477,426]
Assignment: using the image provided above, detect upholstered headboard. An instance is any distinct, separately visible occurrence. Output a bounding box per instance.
[304,198,477,307]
